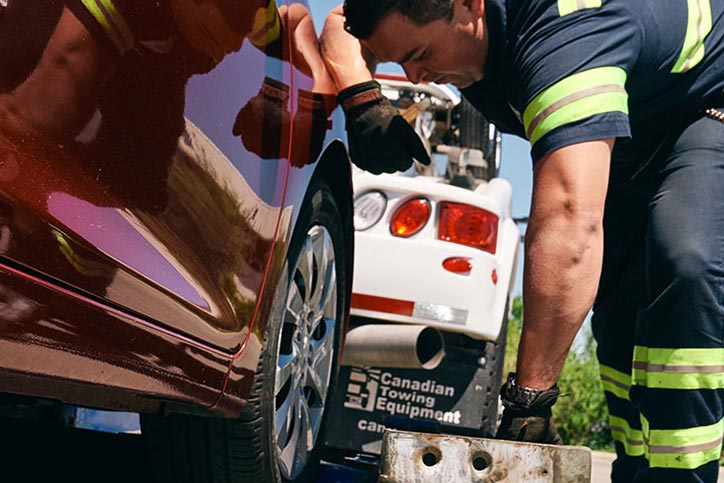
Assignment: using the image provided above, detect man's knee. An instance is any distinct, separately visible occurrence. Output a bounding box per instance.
[661,240,713,285]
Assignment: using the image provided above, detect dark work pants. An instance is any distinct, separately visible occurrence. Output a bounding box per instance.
[592,108,724,483]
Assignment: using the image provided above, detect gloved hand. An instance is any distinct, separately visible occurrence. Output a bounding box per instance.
[495,373,563,445]
[290,90,334,168]
[338,80,431,175]
[233,77,291,159]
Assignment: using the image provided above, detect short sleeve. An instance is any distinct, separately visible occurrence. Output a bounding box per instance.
[512,1,643,162]
[65,0,174,57]
[65,0,136,56]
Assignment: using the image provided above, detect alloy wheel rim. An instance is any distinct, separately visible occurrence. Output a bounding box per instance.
[274,225,337,480]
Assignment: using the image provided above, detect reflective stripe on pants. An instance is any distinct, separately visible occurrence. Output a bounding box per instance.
[593,108,724,483]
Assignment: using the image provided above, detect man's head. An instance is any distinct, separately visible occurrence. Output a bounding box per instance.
[343,0,455,39]
[343,0,488,88]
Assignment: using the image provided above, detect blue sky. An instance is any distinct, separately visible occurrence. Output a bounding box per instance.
[308,1,532,295]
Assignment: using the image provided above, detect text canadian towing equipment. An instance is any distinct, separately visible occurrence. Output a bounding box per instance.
[318,75,592,482]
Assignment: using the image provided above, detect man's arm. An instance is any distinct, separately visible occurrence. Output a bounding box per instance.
[319,5,376,91]
[516,139,612,389]
[283,4,336,94]
[0,7,115,141]
[317,4,429,174]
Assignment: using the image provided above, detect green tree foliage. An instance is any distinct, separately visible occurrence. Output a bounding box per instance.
[503,297,523,377]
[504,296,614,451]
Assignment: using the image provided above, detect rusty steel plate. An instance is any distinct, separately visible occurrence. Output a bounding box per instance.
[379,429,592,482]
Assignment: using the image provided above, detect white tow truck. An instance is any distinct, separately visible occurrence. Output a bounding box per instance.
[321,75,592,483]
[350,75,518,343]
[322,74,521,463]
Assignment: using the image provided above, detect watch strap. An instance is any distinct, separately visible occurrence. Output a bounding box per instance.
[500,372,560,412]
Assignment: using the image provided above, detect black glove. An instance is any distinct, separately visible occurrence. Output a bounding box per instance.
[338,80,430,175]
[495,372,563,445]
[290,90,335,168]
[233,77,291,159]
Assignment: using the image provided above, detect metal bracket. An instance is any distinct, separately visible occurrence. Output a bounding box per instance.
[379,429,591,482]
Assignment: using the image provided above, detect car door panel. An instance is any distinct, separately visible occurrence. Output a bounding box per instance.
[0,1,293,354]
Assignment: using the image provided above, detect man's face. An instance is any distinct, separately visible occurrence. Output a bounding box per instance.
[361,0,487,88]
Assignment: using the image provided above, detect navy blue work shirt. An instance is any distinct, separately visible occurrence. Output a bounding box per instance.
[462,0,724,162]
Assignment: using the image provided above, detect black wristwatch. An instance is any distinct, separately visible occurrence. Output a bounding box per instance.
[500,372,560,412]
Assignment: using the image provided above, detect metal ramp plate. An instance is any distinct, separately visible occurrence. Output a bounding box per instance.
[379,429,591,482]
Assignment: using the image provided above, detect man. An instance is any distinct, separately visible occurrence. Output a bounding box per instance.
[320,0,724,481]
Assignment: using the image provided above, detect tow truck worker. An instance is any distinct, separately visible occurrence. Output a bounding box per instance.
[320,0,724,481]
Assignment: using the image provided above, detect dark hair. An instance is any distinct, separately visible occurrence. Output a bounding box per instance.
[343,0,455,40]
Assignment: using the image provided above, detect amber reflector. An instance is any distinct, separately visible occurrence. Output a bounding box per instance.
[390,198,431,237]
[442,257,472,274]
[438,202,498,253]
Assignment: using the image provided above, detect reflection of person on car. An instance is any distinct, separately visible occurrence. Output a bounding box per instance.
[0,0,287,300]
[231,3,337,168]
[0,0,336,177]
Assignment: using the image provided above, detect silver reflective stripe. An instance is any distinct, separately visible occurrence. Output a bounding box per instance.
[648,437,723,455]
[81,0,135,55]
[633,362,724,373]
[672,0,712,73]
[642,415,724,469]
[600,373,631,391]
[525,84,626,139]
[97,0,134,51]
[610,426,644,447]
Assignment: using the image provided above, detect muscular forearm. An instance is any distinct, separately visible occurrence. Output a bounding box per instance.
[283,4,336,94]
[517,208,604,388]
[515,139,612,389]
[319,5,376,90]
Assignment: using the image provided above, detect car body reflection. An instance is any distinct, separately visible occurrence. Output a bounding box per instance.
[0,0,351,432]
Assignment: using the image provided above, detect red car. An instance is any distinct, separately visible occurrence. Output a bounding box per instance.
[0,1,353,481]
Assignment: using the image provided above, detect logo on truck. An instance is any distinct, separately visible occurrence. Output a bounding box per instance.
[343,367,461,425]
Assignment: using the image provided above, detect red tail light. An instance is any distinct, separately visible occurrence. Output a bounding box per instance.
[442,257,472,274]
[390,197,431,237]
[438,202,498,253]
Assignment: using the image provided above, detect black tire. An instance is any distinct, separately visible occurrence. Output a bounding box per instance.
[479,301,509,437]
[141,177,348,483]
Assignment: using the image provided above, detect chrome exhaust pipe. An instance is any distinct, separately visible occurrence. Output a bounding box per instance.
[341,324,445,370]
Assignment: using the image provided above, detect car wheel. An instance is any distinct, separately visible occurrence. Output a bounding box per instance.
[479,300,509,436]
[141,176,348,483]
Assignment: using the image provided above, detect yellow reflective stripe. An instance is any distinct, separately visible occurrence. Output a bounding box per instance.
[600,364,631,400]
[558,0,602,17]
[80,0,134,54]
[249,0,281,48]
[56,233,114,279]
[642,416,724,469]
[610,415,645,456]
[523,66,628,145]
[632,346,724,389]
[634,346,724,366]
[81,0,121,49]
[98,0,134,50]
[672,0,712,73]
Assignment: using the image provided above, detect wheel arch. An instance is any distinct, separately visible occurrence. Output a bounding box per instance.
[310,140,354,347]
[211,140,354,417]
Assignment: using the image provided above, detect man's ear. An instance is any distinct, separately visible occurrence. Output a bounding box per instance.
[460,0,485,18]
